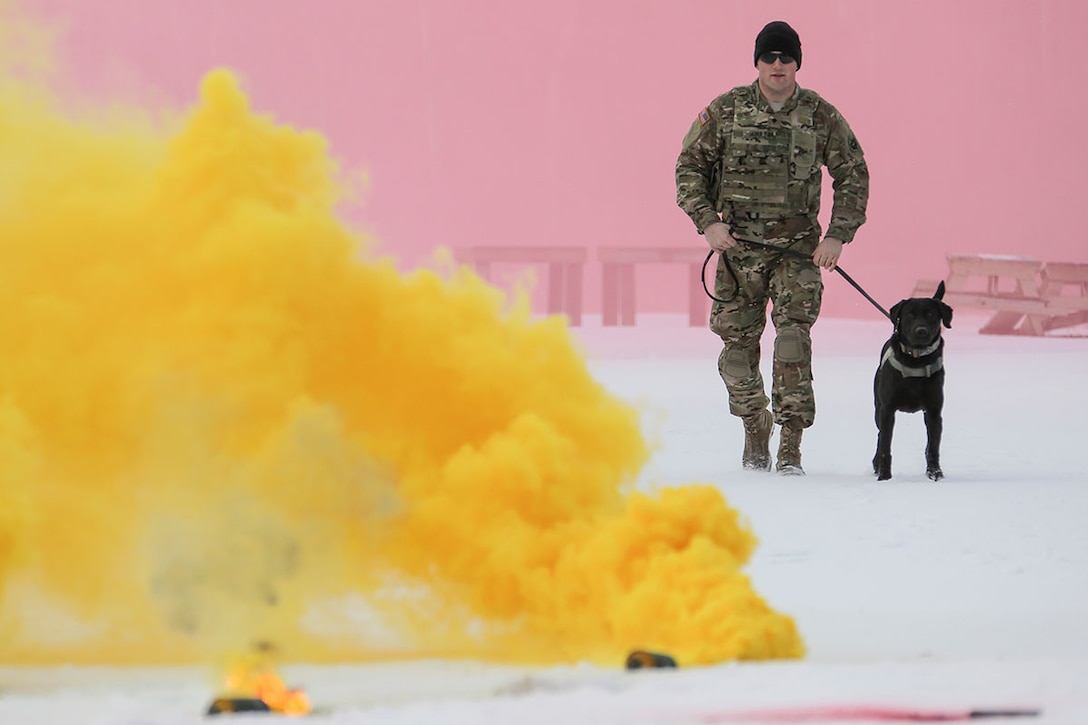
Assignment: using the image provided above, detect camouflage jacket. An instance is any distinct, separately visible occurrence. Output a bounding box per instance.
[675,81,869,243]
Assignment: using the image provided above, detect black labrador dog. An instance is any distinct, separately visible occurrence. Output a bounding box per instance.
[873,281,953,481]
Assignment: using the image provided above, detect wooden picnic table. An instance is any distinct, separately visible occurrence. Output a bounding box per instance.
[456,246,586,326]
[913,253,1088,335]
[598,246,709,327]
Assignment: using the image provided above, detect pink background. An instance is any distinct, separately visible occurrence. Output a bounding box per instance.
[25,0,1088,319]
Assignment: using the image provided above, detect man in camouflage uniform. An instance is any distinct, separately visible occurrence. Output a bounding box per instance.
[675,20,869,475]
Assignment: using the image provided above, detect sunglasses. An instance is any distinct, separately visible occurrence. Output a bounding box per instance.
[758,51,796,65]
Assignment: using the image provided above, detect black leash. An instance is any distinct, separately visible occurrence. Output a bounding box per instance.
[701,240,892,321]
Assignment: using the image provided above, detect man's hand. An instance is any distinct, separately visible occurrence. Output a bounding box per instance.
[812,236,843,270]
[704,222,738,252]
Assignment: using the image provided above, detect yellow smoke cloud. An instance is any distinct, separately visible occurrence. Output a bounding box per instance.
[0,14,802,666]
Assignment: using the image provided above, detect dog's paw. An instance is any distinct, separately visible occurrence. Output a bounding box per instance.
[927,467,944,482]
[873,454,890,479]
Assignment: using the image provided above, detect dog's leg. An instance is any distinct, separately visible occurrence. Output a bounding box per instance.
[923,407,943,481]
[873,406,895,480]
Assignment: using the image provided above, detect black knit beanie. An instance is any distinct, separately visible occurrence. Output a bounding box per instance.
[754,21,802,69]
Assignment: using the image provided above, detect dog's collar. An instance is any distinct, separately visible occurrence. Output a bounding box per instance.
[881,346,943,378]
[898,338,941,358]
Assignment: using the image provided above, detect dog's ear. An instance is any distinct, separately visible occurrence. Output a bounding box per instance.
[932,280,946,301]
[939,301,953,329]
[889,300,905,326]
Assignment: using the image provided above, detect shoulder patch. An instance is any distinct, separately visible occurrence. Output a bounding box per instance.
[698,107,711,126]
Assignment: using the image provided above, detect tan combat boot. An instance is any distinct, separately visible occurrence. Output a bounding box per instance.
[776,421,804,475]
[741,409,773,471]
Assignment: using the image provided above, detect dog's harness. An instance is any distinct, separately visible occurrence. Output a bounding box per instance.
[880,339,943,378]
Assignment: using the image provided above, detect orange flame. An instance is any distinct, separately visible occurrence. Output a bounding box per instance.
[222,643,311,715]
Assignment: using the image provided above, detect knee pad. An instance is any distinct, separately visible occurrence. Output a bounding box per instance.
[720,348,753,379]
[774,327,806,363]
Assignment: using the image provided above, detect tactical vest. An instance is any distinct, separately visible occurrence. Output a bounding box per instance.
[718,85,820,220]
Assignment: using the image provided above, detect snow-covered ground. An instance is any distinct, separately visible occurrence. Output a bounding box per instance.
[2,313,1086,724]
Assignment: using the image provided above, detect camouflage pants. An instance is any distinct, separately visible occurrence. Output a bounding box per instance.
[708,217,823,428]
